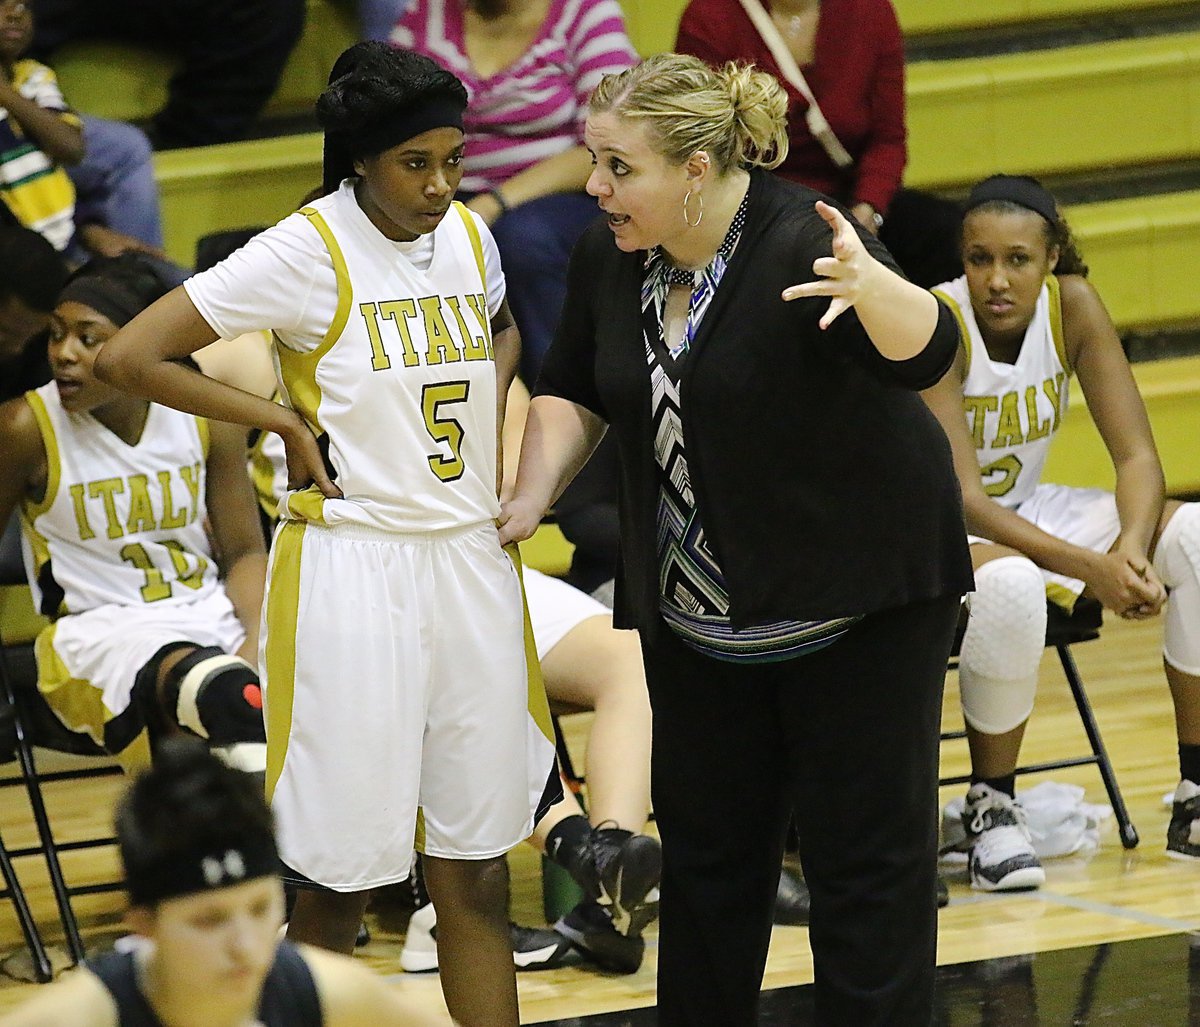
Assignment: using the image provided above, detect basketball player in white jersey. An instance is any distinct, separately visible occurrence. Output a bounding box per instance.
[94,43,556,1027]
[198,336,661,975]
[922,174,1200,890]
[0,254,269,775]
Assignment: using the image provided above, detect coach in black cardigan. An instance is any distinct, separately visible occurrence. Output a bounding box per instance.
[501,54,973,1026]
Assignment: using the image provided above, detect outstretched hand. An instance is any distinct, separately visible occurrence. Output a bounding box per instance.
[781,200,877,329]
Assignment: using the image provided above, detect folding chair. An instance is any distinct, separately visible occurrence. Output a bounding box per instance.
[0,515,123,980]
[942,596,1139,849]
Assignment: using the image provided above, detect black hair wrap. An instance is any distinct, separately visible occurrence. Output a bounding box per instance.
[318,41,468,195]
[963,174,1059,225]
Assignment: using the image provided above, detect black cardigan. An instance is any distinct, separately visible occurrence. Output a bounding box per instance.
[535,170,973,637]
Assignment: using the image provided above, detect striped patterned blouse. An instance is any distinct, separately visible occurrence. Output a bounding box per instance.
[390,0,639,195]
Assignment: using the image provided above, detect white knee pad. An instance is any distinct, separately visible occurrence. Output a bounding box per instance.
[959,556,1048,735]
[1154,503,1200,675]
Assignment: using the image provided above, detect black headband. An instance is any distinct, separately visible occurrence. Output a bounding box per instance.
[127,837,280,907]
[963,174,1058,225]
[58,274,158,329]
[322,94,467,194]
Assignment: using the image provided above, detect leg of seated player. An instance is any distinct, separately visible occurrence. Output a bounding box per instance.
[1153,500,1200,858]
[536,614,651,839]
[957,543,1047,892]
[524,585,659,973]
[422,854,519,1027]
[287,888,371,955]
[152,642,266,772]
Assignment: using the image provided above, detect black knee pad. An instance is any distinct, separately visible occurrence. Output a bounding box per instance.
[160,646,266,747]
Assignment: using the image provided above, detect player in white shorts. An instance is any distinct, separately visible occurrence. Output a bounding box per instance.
[924,174,1200,891]
[228,372,660,975]
[95,43,556,1027]
[0,255,268,774]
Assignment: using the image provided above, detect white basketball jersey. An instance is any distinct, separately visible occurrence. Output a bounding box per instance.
[933,275,1070,509]
[275,192,500,533]
[19,383,219,616]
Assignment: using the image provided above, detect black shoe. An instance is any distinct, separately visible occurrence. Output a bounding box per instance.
[773,867,810,926]
[937,876,950,909]
[556,900,644,974]
[565,825,661,939]
[355,922,371,947]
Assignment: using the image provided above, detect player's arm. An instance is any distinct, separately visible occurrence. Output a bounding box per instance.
[921,349,1161,616]
[491,297,520,496]
[0,396,49,531]
[301,945,456,1026]
[205,418,267,662]
[498,394,606,545]
[500,376,531,502]
[0,965,117,1026]
[1062,276,1165,565]
[94,289,338,499]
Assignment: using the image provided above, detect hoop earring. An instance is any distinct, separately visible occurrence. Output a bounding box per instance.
[682,189,704,228]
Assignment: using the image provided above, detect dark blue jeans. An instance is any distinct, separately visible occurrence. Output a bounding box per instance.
[486,191,602,386]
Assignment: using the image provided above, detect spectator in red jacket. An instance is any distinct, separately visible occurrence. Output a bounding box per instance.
[676,0,960,287]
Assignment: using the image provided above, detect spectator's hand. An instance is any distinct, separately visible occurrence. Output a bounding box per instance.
[78,223,168,261]
[497,495,544,546]
[465,191,505,228]
[279,411,342,500]
[782,200,880,329]
[1086,550,1166,619]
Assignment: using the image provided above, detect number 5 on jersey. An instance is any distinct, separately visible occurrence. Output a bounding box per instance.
[422,381,471,482]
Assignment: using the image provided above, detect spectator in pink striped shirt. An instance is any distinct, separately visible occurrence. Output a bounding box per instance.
[386,0,640,383]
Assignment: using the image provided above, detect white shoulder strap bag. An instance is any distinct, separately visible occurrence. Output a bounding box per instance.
[733,0,854,169]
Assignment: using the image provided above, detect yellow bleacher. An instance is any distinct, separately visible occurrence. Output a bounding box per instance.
[892,0,1195,36]
[40,0,1200,499]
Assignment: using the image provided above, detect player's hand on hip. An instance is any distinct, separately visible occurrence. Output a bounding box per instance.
[782,200,881,329]
[280,413,342,499]
[497,495,544,546]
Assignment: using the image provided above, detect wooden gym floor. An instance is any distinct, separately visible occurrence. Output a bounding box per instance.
[0,611,1196,1022]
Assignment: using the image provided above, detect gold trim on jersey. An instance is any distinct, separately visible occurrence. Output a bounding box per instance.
[22,390,61,520]
[275,207,354,434]
[931,287,972,372]
[249,432,280,521]
[503,541,554,746]
[1046,581,1080,614]
[196,415,210,460]
[453,201,487,295]
[263,519,305,802]
[1045,274,1069,374]
[414,807,427,855]
[33,623,153,772]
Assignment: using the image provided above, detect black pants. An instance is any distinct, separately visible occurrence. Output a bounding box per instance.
[32,0,306,148]
[643,595,960,1026]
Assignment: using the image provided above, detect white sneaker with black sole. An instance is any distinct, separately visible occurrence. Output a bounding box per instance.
[963,783,1046,892]
[399,902,573,973]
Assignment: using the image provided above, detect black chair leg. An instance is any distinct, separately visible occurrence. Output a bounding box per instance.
[0,828,53,982]
[1057,644,1139,849]
[10,723,87,964]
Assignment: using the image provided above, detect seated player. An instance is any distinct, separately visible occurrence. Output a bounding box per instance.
[922,174,1200,889]
[0,254,268,773]
[0,738,450,1026]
